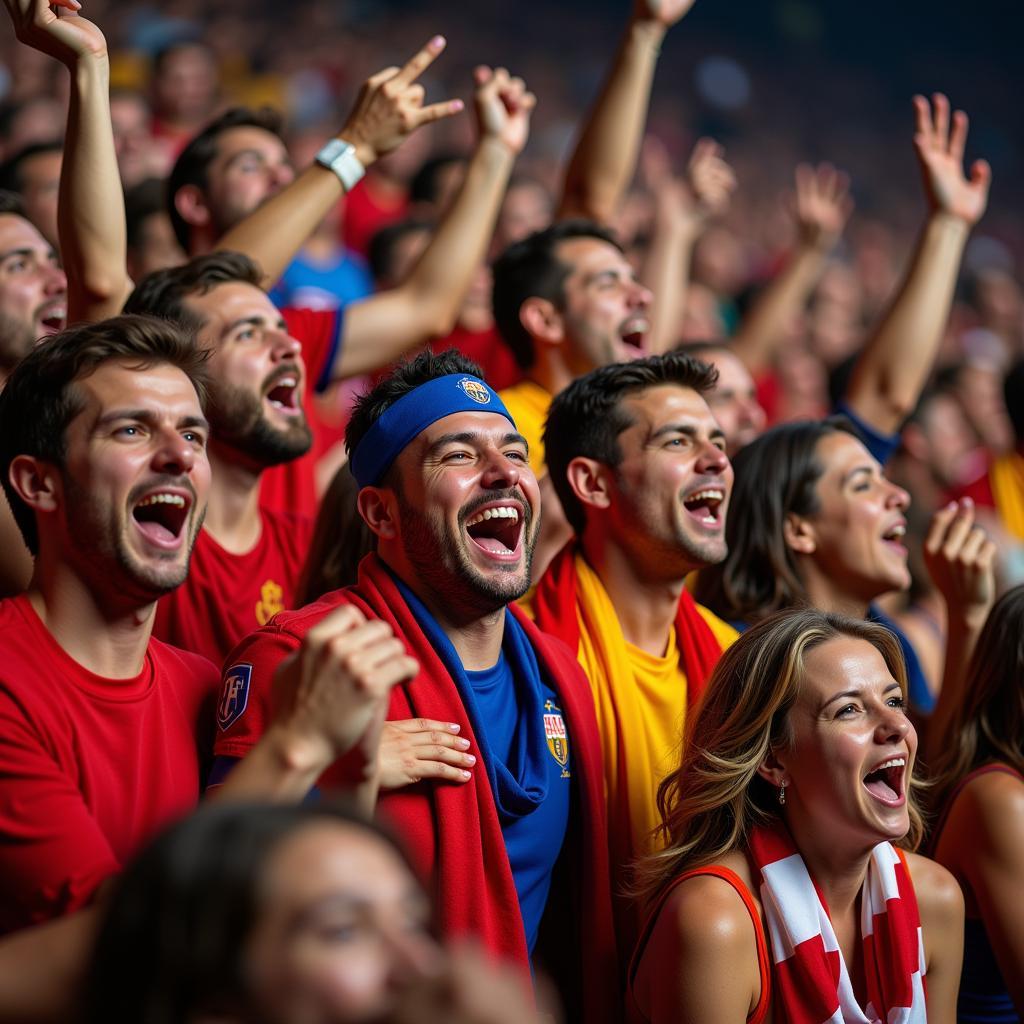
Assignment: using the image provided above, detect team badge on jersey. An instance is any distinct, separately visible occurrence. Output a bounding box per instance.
[218,663,252,731]
[543,699,569,771]
[457,377,491,404]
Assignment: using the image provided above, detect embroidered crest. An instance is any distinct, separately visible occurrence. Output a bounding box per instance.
[217,663,252,731]
[255,579,284,626]
[457,377,491,404]
[543,699,569,767]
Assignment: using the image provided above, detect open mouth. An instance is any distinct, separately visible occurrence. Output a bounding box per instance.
[881,521,907,552]
[620,316,649,357]
[37,306,67,335]
[682,487,725,527]
[862,756,906,806]
[264,373,301,416]
[131,491,191,548]
[464,504,524,560]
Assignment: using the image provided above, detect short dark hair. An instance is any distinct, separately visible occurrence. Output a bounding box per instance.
[167,107,284,249]
[345,348,484,466]
[0,139,63,194]
[0,188,29,219]
[545,353,719,534]
[125,177,170,252]
[0,315,209,554]
[409,152,466,206]
[124,250,264,330]
[492,219,623,370]
[82,800,423,1024]
[693,418,859,623]
[367,218,432,285]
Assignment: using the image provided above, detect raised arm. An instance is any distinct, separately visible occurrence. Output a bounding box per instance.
[642,137,736,355]
[557,0,698,224]
[3,0,130,322]
[215,37,464,289]
[730,163,852,376]
[334,66,534,379]
[845,94,991,433]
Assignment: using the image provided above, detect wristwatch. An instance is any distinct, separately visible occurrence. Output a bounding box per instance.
[315,138,366,191]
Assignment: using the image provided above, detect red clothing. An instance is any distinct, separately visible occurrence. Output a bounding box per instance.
[439,323,522,391]
[0,595,218,933]
[259,306,342,519]
[153,507,314,667]
[214,555,618,1021]
[341,176,409,256]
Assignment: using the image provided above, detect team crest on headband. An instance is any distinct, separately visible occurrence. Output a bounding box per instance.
[544,699,570,774]
[217,664,252,731]
[457,378,491,404]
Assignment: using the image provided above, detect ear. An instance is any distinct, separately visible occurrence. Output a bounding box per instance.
[518,297,565,348]
[783,511,817,555]
[756,747,788,790]
[8,455,61,514]
[564,457,612,513]
[173,184,212,229]
[357,486,399,541]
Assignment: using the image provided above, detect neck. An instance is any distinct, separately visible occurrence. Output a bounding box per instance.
[27,550,155,678]
[580,529,685,656]
[527,350,576,400]
[785,812,874,918]
[800,563,869,620]
[204,446,264,553]
[458,302,493,333]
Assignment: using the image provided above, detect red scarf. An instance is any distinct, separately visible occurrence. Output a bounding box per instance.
[748,820,926,1023]
[531,543,723,712]
[344,556,619,1022]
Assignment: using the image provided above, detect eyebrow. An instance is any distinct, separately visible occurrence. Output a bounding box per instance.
[225,315,287,334]
[427,430,529,455]
[0,246,57,264]
[649,422,726,444]
[95,409,210,432]
[820,680,902,712]
[841,464,877,486]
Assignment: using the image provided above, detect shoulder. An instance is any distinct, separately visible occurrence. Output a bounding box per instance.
[904,851,964,930]
[147,637,219,684]
[695,603,741,648]
[949,767,1024,866]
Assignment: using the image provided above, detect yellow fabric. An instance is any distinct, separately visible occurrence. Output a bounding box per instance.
[570,556,737,883]
[989,451,1024,540]
[499,380,552,473]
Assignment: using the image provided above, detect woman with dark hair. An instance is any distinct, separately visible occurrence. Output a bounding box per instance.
[929,585,1024,1020]
[630,608,963,1023]
[83,800,543,1024]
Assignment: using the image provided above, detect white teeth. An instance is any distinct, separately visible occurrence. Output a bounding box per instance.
[136,493,186,508]
[884,524,906,540]
[871,757,906,773]
[686,489,724,504]
[466,506,519,528]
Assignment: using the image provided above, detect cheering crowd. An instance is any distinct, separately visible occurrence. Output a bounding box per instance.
[0,0,1021,1020]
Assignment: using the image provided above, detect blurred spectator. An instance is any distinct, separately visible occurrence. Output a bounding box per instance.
[0,140,62,247]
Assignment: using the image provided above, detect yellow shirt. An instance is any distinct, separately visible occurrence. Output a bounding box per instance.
[499,379,552,473]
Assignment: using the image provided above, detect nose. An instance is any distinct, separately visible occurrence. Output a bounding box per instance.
[269,161,295,192]
[874,700,912,744]
[480,446,522,489]
[45,263,67,295]
[695,439,730,475]
[630,278,654,309]
[269,329,303,362]
[151,428,196,476]
[885,478,910,510]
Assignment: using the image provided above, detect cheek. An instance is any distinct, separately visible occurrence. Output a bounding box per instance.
[281,945,394,1021]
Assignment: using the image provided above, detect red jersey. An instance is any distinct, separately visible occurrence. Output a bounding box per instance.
[341,176,409,256]
[259,306,342,519]
[154,507,314,667]
[0,595,218,933]
[438,323,522,392]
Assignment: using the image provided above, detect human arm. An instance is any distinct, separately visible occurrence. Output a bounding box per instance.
[905,853,964,1024]
[377,719,475,789]
[632,874,761,1024]
[642,137,736,355]
[215,37,464,289]
[557,0,699,223]
[921,498,996,761]
[730,163,852,376]
[211,605,418,815]
[844,94,991,433]
[2,0,131,321]
[334,66,534,379]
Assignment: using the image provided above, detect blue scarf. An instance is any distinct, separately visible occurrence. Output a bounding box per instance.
[394,579,550,821]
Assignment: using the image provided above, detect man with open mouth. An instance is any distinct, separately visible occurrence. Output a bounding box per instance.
[530,351,737,951]
[212,350,619,1022]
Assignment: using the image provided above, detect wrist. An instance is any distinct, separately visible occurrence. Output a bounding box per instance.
[926,209,973,239]
[629,18,668,52]
[263,720,333,779]
[316,137,368,191]
[336,131,377,171]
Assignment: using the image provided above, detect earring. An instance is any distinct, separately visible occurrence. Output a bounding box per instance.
[778,781,787,806]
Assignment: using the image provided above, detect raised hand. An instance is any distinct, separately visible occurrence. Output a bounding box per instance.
[341,36,465,167]
[271,605,419,775]
[923,498,997,628]
[912,93,991,226]
[642,135,735,238]
[792,162,853,252]
[2,0,107,64]
[472,66,536,156]
[378,719,476,789]
[632,0,700,28]
[687,137,736,221]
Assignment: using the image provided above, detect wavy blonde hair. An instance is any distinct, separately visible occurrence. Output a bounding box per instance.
[634,608,925,905]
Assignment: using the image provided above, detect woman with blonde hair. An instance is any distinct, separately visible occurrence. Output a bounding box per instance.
[929,584,1024,1021]
[630,608,963,1023]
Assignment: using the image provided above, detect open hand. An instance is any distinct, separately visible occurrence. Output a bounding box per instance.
[378,718,476,789]
[912,93,991,227]
[792,162,853,252]
[3,0,107,64]
[341,36,465,166]
[473,66,536,156]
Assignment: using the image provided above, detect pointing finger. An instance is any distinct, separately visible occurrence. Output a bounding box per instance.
[393,35,447,87]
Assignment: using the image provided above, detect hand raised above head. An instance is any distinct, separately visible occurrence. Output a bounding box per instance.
[3,0,107,65]
[632,0,700,30]
[792,162,853,253]
[924,497,997,627]
[472,66,536,156]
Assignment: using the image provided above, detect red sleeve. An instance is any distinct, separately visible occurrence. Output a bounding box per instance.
[282,306,343,395]
[212,625,302,760]
[0,693,119,930]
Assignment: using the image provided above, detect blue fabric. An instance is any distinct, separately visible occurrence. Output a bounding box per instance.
[867,605,936,714]
[314,306,345,395]
[269,250,374,313]
[396,578,570,953]
[958,917,1019,1023]
[350,374,517,487]
[832,401,900,467]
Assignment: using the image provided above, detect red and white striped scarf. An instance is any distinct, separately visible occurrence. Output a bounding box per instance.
[748,820,927,1024]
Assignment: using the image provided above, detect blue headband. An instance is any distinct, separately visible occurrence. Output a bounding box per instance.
[350,374,517,488]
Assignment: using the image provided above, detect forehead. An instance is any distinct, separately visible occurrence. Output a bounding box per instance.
[72,359,202,420]
[409,409,520,452]
[798,635,898,703]
[0,212,51,253]
[212,125,288,167]
[815,430,875,477]
[619,384,717,434]
[184,280,279,329]
[704,349,753,392]
[554,236,628,279]
[20,150,62,181]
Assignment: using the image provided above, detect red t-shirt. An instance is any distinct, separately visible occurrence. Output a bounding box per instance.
[259,306,342,519]
[0,595,218,933]
[341,176,409,257]
[438,323,522,392]
[154,507,314,668]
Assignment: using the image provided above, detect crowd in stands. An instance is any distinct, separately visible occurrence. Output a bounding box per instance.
[0,0,1022,1020]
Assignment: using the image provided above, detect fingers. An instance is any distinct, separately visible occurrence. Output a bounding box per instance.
[941,498,975,559]
[925,499,960,554]
[392,34,447,88]
[911,94,932,149]
[416,97,465,126]
[391,718,462,736]
[932,91,950,147]
[413,760,474,783]
[970,158,992,190]
[948,109,969,163]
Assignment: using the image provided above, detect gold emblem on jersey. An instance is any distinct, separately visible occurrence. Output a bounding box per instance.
[543,698,569,770]
[255,579,285,626]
